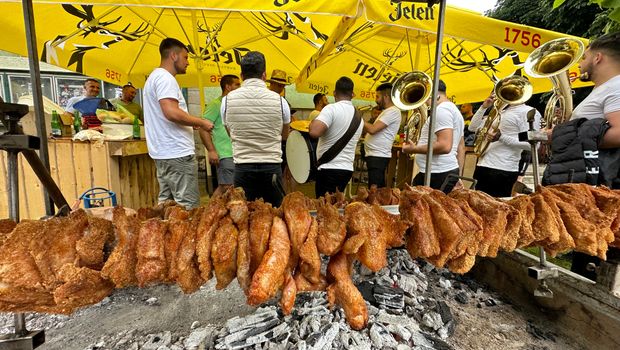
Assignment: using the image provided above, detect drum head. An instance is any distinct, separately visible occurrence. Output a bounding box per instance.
[286,130,312,183]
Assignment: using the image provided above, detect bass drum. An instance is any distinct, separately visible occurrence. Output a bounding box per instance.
[286,130,317,183]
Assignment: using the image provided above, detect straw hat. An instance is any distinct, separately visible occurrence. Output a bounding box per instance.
[266,69,290,85]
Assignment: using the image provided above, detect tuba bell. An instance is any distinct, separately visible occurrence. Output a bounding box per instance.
[474,75,533,157]
[391,71,432,144]
[524,37,584,128]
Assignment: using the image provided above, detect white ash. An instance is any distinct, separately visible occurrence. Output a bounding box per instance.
[0,250,575,350]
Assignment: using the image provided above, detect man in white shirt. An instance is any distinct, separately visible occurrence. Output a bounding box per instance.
[469,91,541,197]
[402,80,464,193]
[570,32,620,145]
[63,78,101,129]
[309,76,363,197]
[364,83,402,188]
[143,38,214,209]
[221,52,290,206]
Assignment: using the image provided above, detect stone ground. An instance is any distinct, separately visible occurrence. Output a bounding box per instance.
[1,250,590,350]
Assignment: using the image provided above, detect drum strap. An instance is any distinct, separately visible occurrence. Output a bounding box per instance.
[317,109,362,167]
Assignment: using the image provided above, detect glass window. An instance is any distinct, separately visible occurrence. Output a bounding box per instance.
[7,74,54,103]
[102,81,122,101]
[55,77,88,109]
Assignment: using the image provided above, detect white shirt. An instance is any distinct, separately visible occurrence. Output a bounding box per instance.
[365,105,402,158]
[571,75,620,120]
[416,101,463,173]
[472,104,541,172]
[220,95,291,124]
[65,95,86,114]
[143,68,194,160]
[315,100,364,171]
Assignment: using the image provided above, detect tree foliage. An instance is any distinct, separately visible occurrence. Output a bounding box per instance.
[488,0,610,38]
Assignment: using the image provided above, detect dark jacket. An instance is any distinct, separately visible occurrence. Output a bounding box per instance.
[542,118,610,186]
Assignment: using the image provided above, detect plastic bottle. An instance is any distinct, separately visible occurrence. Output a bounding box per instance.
[132,116,140,140]
[51,110,62,137]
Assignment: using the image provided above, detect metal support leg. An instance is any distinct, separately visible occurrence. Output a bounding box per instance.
[524,109,557,298]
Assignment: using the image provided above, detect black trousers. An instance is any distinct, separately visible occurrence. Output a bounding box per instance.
[473,166,519,197]
[366,156,391,188]
[234,163,284,207]
[315,168,353,198]
[412,168,459,194]
[518,150,532,176]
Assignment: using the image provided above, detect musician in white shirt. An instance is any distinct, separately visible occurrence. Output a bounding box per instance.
[469,93,541,197]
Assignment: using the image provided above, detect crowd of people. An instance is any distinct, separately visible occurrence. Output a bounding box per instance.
[62,32,620,219]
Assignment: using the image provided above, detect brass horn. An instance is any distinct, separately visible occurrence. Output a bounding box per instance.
[474,75,533,157]
[391,71,432,143]
[524,37,584,128]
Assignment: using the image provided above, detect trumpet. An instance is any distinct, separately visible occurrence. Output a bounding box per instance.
[391,71,433,144]
[474,75,533,157]
[524,37,584,128]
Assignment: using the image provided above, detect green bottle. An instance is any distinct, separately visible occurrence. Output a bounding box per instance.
[51,110,62,137]
[73,111,81,134]
[132,116,140,140]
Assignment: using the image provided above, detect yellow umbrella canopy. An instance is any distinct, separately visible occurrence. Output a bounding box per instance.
[298,1,591,104]
[0,1,359,88]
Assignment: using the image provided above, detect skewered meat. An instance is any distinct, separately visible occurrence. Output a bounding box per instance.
[211,216,238,290]
[28,210,89,289]
[299,218,321,284]
[316,198,346,256]
[248,200,274,275]
[282,192,312,271]
[196,199,227,281]
[326,252,368,330]
[76,216,114,270]
[101,207,140,288]
[227,188,251,293]
[280,272,296,315]
[293,271,327,292]
[248,216,290,306]
[53,264,114,314]
[135,218,168,287]
[165,208,190,282]
[343,202,387,272]
[176,208,205,293]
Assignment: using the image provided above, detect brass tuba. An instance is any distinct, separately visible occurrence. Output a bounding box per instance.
[391,71,432,144]
[524,37,584,128]
[474,75,533,157]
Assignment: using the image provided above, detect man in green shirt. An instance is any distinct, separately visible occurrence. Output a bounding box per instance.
[110,83,143,121]
[200,74,240,196]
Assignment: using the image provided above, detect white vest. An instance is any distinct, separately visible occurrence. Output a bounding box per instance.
[225,79,283,164]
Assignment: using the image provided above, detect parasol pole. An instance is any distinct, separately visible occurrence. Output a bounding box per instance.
[424,0,447,186]
[191,10,206,115]
[22,0,54,217]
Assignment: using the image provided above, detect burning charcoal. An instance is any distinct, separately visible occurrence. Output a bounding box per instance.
[387,324,412,342]
[350,334,373,349]
[455,292,469,304]
[216,308,286,349]
[435,301,453,324]
[296,340,307,350]
[438,320,457,339]
[356,281,376,304]
[369,323,397,348]
[439,278,452,290]
[225,308,279,334]
[305,322,339,350]
[398,274,418,296]
[374,285,405,313]
[421,311,444,331]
